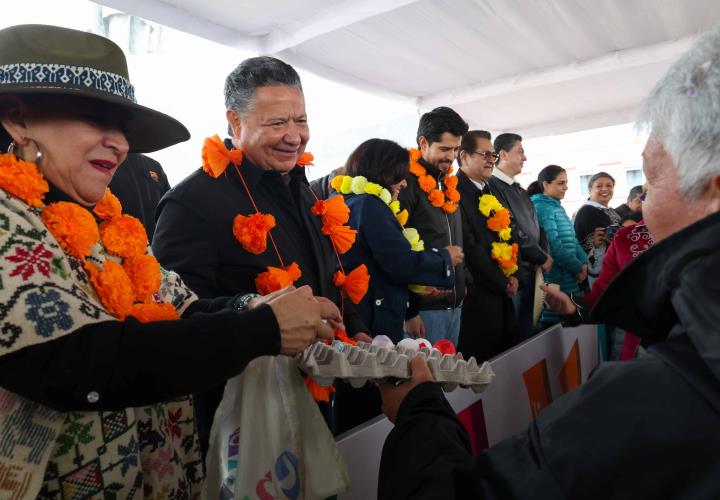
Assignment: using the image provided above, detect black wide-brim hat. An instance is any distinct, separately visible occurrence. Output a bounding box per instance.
[0,24,189,153]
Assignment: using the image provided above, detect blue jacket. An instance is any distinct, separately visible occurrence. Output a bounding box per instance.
[339,193,453,342]
[531,194,587,322]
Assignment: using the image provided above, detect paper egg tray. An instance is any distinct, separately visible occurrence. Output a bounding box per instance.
[298,341,495,393]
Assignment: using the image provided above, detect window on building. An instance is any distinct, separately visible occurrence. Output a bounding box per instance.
[626,169,644,188]
[580,174,592,197]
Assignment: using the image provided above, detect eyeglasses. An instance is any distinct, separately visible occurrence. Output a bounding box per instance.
[472,151,499,160]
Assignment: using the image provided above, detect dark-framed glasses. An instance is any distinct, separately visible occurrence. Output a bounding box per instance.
[473,151,499,160]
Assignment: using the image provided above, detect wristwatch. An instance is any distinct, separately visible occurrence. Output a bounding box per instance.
[233,293,260,312]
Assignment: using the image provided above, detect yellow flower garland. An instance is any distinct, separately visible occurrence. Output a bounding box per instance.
[478,194,518,277]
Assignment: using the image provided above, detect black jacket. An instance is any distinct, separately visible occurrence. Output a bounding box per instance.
[456,171,516,361]
[108,153,170,241]
[397,160,464,309]
[379,211,720,499]
[487,175,548,271]
[153,153,364,335]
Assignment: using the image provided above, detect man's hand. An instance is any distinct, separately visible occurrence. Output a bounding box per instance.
[541,255,554,273]
[444,245,464,266]
[575,264,588,283]
[505,275,519,297]
[540,284,577,315]
[266,285,337,355]
[405,315,425,339]
[379,356,434,423]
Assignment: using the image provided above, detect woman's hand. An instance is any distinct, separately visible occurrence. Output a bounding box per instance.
[592,227,607,248]
[540,284,577,315]
[444,245,464,266]
[266,286,337,355]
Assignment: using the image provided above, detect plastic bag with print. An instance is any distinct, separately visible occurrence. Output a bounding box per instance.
[203,355,349,499]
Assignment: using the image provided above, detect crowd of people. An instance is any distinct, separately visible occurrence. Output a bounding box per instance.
[0,19,719,499]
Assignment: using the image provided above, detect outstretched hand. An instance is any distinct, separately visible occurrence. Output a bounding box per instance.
[379,356,434,423]
[540,284,577,315]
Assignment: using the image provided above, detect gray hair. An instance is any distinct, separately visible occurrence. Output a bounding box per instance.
[638,26,720,199]
[224,56,303,114]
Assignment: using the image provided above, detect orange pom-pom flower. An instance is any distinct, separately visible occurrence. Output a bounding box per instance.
[418,175,436,193]
[85,260,134,319]
[255,262,302,295]
[0,154,49,207]
[445,187,460,203]
[93,188,122,220]
[487,208,511,232]
[311,195,350,227]
[232,213,276,255]
[444,175,458,190]
[202,135,243,178]
[42,202,99,259]
[297,151,314,166]
[333,264,370,304]
[442,202,458,214]
[123,254,161,302]
[99,215,148,258]
[321,224,357,254]
[428,189,445,207]
[304,375,335,402]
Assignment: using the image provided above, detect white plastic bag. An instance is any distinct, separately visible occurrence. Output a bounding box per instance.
[204,355,349,500]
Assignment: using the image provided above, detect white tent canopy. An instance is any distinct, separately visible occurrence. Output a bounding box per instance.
[99,0,720,136]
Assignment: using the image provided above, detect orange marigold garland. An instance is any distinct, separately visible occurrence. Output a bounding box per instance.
[0,152,177,322]
[93,188,122,220]
[42,202,99,259]
[408,148,460,213]
[255,262,302,295]
[85,260,135,319]
[321,223,357,255]
[99,214,148,258]
[0,154,49,208]
[123,254,161,302]
[232,213,277,255]
[479,194,518,276]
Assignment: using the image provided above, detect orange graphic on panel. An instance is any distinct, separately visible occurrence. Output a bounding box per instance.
[522,359,552,418]
[558,339,582,394]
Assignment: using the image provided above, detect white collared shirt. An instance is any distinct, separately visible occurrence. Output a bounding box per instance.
[469,178,486,191]
[492,168,515,186]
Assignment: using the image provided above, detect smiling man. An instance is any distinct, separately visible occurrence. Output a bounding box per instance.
[398,106,468,346]
[152,56,369,458]
[455,130,519,361]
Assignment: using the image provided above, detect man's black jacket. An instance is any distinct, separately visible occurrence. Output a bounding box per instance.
[379,211,720,499]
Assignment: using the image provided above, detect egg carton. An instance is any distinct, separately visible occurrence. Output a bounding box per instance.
[297,340,495,393]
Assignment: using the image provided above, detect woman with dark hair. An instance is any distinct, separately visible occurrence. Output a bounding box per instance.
[333,138,462,342]
[573,172,622,285]
[529,166,587,327]
[0,24,334,498]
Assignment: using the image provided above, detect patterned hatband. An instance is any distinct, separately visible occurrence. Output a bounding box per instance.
[0,62,136,102]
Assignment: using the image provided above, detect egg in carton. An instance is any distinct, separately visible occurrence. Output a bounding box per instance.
[297,338,495,393]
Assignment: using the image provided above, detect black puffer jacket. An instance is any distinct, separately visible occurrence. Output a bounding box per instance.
[379,211,720,499]
[397,160,464,309]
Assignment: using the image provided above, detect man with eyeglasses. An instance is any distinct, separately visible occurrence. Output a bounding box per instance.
[488,133,552,342]
[455,130,520,361]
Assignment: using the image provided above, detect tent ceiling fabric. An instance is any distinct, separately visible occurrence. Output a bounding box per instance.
[100,0,720,136]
